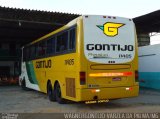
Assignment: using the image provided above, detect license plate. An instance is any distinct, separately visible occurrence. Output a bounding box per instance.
[112,77,121,81]
[85,99,109,104]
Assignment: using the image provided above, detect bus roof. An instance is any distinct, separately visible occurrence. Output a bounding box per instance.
[24,16,81,47]
[24,15,132,47]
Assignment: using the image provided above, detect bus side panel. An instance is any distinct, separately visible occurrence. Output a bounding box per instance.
[20,61,40,91]
[31,53,79,98]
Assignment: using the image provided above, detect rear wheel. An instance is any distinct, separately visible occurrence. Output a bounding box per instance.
[55,82,66,104]
[47,82,56,101]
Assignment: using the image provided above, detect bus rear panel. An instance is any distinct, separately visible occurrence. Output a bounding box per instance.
[76,15,139,101]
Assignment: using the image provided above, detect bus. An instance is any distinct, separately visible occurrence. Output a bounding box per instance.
[19,15,139,104]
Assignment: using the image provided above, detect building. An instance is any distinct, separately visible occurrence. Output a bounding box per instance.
[0,6,79,81]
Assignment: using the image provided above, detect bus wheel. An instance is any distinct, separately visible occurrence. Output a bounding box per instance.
[47,82,56,101]
[55,83,66,104]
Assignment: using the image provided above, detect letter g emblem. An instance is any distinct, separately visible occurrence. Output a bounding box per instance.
[104,22,124,37]
[97,22,124,37]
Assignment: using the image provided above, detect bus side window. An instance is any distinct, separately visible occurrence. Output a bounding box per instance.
[38,41,46,56]
[47,37,55,55]
[56,31,68,53]
[69,28,76,50]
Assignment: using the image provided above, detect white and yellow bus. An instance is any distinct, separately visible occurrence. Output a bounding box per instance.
[19,15,139,104]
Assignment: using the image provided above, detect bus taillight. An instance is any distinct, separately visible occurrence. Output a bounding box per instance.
[80,72,86,85]
[89,72,133,77]
[135,70,139,82]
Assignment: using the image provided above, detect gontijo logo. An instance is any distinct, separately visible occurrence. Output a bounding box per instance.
[97,22,125,37]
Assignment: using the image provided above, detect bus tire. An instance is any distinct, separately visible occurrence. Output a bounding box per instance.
[47,82,56,101]
[55,82,66,104]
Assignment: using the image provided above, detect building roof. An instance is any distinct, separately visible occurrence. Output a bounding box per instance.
[0,6,80,44]
[0,6,160,45]
[133,10,160,33]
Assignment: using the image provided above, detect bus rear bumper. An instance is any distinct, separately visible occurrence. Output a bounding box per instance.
[77,85,139,101]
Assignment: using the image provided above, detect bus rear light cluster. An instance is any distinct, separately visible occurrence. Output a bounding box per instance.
[91,89,100,93]
[89,72,133,77]
[126,87,133,91]
[80,72,86,85]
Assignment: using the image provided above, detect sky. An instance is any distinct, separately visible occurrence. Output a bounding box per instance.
[0,0,160,18]
[0,0,160,44]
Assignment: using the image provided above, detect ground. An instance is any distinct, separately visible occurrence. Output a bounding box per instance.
[0,86,160,113]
